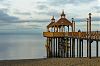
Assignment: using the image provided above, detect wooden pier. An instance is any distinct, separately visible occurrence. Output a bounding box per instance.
[43,11,100,58]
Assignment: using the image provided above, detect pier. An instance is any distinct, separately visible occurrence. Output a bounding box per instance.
[43,11,100,59]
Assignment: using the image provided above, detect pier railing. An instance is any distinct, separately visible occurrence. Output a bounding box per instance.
[43,32,100,40]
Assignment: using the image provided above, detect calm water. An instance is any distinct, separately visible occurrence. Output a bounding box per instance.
[0,33,99,60]
[0,33,46,60]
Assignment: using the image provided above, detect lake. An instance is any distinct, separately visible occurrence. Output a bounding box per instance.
[0,33,46,60]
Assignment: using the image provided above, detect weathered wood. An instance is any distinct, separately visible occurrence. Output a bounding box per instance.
[44,12,100,59]
[72,38,75,58]
[43,32,100,40]
[96,41,98,57]
[77,39,78,57]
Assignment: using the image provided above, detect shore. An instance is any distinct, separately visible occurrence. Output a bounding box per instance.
[0,57,100,66]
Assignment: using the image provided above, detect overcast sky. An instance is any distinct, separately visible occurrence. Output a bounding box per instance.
[0,0,100,60]
[0,0,100,33]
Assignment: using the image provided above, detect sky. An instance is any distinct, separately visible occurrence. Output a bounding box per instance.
[0,0,100,33]
[0,0,100,60]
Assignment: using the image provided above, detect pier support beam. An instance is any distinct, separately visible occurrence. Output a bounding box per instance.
[54,38,55,57]
[58,38,60,57]
[72,38,75,58]
[87,40,89,57]
[81,40,83,57]
[89,40,91,59]
[66,38,69,58]
[70,38,72,57]
[50,38,52,57]
[47,38,49,58]
[56,38,57,58]
[79,39,81,58]
[77,39,79,57]
[96,41,98,57]
[47,37,51,58]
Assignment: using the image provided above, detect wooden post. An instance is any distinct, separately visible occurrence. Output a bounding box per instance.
[54,37,55,57]
[72,18,74,33]
[87,18,89,57]
[89,13,92,59]
[89,40,91,59]
[58,38,60,57]
[79,39,81,58]
[46,37,50,58]
[47,38,49,58]
[89,13,91,34]
[87,40,89,57]
[74,21,75,32]
[77,38,79,57]
[66,37,69,58]
[82,40,83,57]
[50,38,52,57]
[70,38,72,57]
[72,38,75,58]
[48,38,50,58]
[96,40,98,57]
[56,38,58,57]
[61,38,63,58]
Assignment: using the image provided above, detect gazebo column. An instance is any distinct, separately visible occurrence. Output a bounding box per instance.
[68,25,69,32]
[57,26,58,32]
[59,27,60,32]
[61,25,63,32]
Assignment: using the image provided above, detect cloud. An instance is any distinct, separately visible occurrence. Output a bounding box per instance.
[45,0,96,6]
[0,0,11,6]
[0,0,5,2]
[14,12,31,15]
[0,9,19,23]
[34,9,59,18]
[18,19,49,23]
[93,6,100,13]
[36,4,48,10]
[74,16,100,22]
[92,17,100,21]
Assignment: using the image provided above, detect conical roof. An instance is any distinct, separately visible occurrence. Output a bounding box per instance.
[47,22,55,28]
[47,16,55,28]
[54,18,72,27]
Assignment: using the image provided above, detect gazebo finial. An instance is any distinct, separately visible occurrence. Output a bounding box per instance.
[61,10,65,18]
[51,16,55,22]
